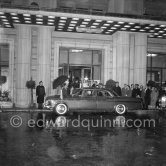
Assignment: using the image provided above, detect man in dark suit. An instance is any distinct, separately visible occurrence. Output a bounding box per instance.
[132,84,141,98]
[36,81,46,109]
[144,84,151,110]
[113,82,122,96]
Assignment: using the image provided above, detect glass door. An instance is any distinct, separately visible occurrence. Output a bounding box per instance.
[59,47,102,87]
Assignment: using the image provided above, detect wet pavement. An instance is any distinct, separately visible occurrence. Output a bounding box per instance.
[0,111,166,166]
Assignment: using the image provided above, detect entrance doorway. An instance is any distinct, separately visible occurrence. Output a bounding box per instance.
[59,47,102,86]
[0,43,11,103]
[69,66,91,80]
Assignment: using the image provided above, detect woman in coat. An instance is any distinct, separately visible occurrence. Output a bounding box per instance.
[150,87,159,109]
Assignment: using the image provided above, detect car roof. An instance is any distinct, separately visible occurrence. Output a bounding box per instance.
[75,87,119,96]
[77,87,110,91]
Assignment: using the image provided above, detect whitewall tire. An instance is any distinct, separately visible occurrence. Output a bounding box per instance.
[55,103,68,115]
[115,104,126,115]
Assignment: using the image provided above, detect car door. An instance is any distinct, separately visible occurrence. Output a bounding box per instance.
[77,89,97,110]
[63,89,81,109]
[96,90,114,111]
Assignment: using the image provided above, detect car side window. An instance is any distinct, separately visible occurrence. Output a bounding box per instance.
[72,89,82,97]
[105,91,114,97]
[104,91,111,97]
[83,90,92,97]
[97,91,104,97]
[97,90,113,97]
[83,90,96,97]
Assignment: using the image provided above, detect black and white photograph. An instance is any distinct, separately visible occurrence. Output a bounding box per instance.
[0,0,166,165]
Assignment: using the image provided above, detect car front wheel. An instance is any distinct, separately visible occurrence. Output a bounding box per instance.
[115,104,126,115]
[54,103,68,115]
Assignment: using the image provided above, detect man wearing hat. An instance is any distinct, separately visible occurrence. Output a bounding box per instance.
[36,81,46,109]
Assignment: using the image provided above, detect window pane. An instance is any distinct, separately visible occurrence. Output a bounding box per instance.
[93,66,101,80]
[69,51,92,65]
[58,47,102,83]
[147,53,166,87]
[0,44,9,92]
[59,49,68,65]
[93,51,102,65]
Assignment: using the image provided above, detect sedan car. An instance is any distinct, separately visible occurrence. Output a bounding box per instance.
[44,88,143,115]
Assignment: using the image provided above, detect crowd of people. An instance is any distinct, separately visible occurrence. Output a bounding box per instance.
[61,79,166,110]
[113,81,166,109]
[36,77,166,110]
[61,78,104,97]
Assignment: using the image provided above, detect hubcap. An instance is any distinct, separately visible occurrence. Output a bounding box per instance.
[56,104,67,114]
[116,104,125,114]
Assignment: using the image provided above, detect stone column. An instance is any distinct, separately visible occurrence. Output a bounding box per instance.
[51,41,59,95]
[15,25,31,107]
[133,33,147,86]
[37,26,52,96]
[103,46,113,84]
[112,32,130,87]
[129,34,135,85]
[112,32,147,87]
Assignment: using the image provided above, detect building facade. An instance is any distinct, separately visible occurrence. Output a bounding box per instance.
[0,0,166,107]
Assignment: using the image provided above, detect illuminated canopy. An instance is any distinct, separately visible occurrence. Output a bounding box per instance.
[0,8,166,38]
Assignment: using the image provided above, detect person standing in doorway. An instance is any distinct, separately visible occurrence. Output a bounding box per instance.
[36,81,46,109]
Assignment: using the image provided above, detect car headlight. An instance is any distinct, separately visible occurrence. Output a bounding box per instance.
[44,100,56,109]
[159,96,166,108]
[161,96,166,102]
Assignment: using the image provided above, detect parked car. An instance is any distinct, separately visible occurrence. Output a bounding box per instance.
[158,92,166,110]
[44,88,143,115]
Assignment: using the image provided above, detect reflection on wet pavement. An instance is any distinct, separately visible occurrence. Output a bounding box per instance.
[0,111,166,166]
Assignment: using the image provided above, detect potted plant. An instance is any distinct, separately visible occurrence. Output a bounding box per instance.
[105,79,116,90]
[0,76,6,96]
[26,77,36,108]
[0,76,6,85]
